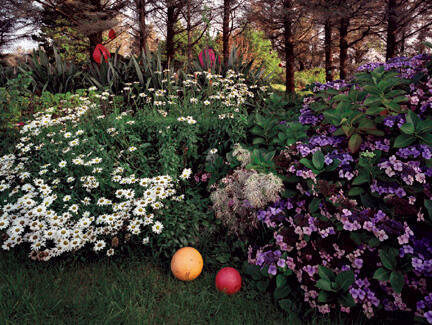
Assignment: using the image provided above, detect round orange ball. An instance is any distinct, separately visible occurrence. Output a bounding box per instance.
[170,247,203,281]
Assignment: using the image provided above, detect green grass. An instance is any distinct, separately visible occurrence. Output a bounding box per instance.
[1,250,290,325]
[0,250,386,325]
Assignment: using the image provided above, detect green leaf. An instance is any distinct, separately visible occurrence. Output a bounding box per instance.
[276,274,287,288]
[316,279,335,292]
[312,150,325,170]
[348,187,365,196]
[335,271,355,292]
[318,265,335,282]
[252,138,266,145]
[338,294,356,307]
[348,134,362,153]
[422,133,432,146]
[352,169,369,185]
[256,279,270,292]
[373,267,391,282]
[425,199,432,221]
[363,96,381,106]
[309,198,321,213]
[242,263,262,281]
[390,271,404,293]
[299,158,315,170]
[317,291,330,303]
[406,110,420,128]
[394,134,416,148]
[400,123,415,135]
[379,248,397,270]
[365,106,385,115]
[274,285,291,300]
[279,299,292,312]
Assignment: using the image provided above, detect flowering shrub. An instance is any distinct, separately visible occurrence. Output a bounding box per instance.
[210,168,283,237]
[0,91,219,261]
[247,54,432,323]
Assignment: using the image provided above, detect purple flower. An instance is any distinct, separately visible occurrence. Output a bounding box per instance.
[268,264,277,275]
[425,311,432,324]
[277,259,286,268]
[412,257,423,271]
[353,258,363,269]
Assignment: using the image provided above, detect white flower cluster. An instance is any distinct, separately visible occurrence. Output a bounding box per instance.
[0,97,191,261]
[177,116,197,124]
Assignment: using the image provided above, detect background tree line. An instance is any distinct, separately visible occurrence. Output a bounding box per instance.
[1,0,432,93]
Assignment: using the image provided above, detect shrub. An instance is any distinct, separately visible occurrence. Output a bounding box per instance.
[210,168,283,237]
[246,54,432,323]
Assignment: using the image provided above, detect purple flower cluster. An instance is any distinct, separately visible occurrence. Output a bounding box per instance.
[357,55,431,80]
[312,80,353,92]
[370,180,407,198]
[377,155,426,185]
[245,53,432,321]
[396,145,432,160]
[383,114,406,128]
[417,293,432,324]
[299,106,322,126]
[350,278,380,318]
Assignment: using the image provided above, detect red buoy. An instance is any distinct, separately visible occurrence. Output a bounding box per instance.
[215,267,242,295]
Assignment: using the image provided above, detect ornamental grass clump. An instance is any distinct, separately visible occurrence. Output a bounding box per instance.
[247,54,432,323]
[210,169,283,237]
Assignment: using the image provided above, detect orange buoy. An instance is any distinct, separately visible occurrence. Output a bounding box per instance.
[170,247,203,281]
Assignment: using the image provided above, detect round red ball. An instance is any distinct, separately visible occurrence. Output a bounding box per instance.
[215,267,242,295]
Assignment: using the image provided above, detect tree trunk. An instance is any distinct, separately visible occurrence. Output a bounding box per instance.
[166,4,175,64]
[88,32,103,60]
[339,17,349,80]
[283,0,295,93]
[137,0,147,52]
[223,0,230,66]
[324,19,333,82]
[386,0,397,61]
[400,29,406,56]
[186,0,192,62]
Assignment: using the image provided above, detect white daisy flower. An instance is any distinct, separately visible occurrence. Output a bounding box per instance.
[152,221,163,234]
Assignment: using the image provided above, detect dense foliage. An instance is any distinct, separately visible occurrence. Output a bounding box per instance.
[244,54,432,323]
[1,46,432,324]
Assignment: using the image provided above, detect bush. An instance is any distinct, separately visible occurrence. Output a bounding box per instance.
[245,54,432,323]
[0,69,270,262]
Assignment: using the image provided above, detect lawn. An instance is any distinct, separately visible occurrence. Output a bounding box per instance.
[0,250,285,325]
[1,250,377,325]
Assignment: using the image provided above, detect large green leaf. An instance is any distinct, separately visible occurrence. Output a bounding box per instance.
[318,265,335,282]
[394,134,416,148]
[335,271,354,291]
[373,267,391,282]
[312,150,325,170]
[348,134,362,153]
[316,279,335,292]
[390,271,404,293]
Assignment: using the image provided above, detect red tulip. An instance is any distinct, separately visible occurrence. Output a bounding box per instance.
[93,44,111,64]
[109,29,116,40]
[16,122,24,127]
[199,48,218,68]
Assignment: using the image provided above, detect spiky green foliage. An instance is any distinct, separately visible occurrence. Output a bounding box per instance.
[20,47,85,93]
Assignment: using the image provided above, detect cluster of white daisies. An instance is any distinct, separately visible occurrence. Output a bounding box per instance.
[117,69,269,111]
[0,95,192,261]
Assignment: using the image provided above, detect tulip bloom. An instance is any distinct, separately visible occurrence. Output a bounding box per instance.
[199,48,218,68]
[109,29,116,40]
[93,44,111,64]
